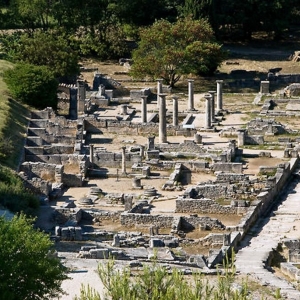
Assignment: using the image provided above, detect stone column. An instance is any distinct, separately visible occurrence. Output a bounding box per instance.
[156,79,163,108]
[141,96,147,123]
[172,96,179,126]
[204,93,212,129]
[148,136,155,150]
[159,94,167,143]
[89,144,94,165]
[260,81,270,94]
[77,80,86,116]
[194,133,202,144]
[208,90,216,122]
[237,131,245,147]
[121,146,126,174]
[132,177,142,189]
[188,79,194,111]
[140,145,145,158]
[216,80,223,112]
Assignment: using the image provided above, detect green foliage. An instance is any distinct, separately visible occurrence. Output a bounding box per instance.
[9,0,53,31]
[0,213,68,299]
[77,19,129,60]
[0,135,13,160]
[8,30,79,79]
[0,165,39,215]
[76,254,252,300]
[130,17,226,87]
[3,63,58,108]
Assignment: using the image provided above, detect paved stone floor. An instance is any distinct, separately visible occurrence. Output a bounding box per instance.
[235,175,300,299]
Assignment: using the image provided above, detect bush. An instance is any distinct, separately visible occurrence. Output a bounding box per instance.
[0,165,39,215]
[3,63,58,109]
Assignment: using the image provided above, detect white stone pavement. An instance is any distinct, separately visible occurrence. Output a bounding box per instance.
[235,177,300,299]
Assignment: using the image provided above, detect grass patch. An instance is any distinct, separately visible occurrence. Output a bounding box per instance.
[0,60,31,169]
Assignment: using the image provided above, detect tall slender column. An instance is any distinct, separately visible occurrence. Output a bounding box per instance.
[141,96,147,123]
[172,96,178,126]
[208,90,216,122]
[121,146,126,174]
[159,94,167,143]
[77,80,86,116]
[188,79,194,111]
[156,79,163,108]
[140,145,145,158]
[216,80,223,112]
[204,93,212,129]
[89,144,94,165]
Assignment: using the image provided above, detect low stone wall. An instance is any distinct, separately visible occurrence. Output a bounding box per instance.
[85,118,194,137]
[55,226,82,241]
[216,173,248,182]
[20,162,60,181]
[194,184,228,199]
[176,199,237,214]
[83,210,121,222]
[245,135,264,145]
[53,208,83,225]
[159,141,205,154]
[63,174,83,187]
[120,212,174,228]
[181,216,225,230]
[280,262,300,281]
[213,162,243,173]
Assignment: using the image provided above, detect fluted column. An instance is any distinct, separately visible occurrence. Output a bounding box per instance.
[159,94,167,143]
[172,96,179,126]
[208,90,216,122]
[141,96,147,123]
[216,80,223,112]
[121,146,126,174]
[204,93,212,129]
[156,79,163,108]
[188,79,194,110]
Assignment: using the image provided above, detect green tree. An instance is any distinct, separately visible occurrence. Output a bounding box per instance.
[9,0,53,32]
[0,213,67,299]
[3,63,58,108]
[130,17,226,87]
[13,31,79,79]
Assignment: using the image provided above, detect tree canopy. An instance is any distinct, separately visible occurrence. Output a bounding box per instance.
[3,63,58,108]
[0,213,67,299]
[130,17,226,87]
[1,30,80,79]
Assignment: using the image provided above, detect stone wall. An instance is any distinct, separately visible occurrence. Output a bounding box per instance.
[280,263,300,281]
[63,174,83,187]
[53,208,83,225]
[194,184,228,199]
[237,158,298,235]
[216,173,248,182]
[212,162,243,173]
[85,118,195,137]
[245,135,264,145]
[120,212,174,228]
[181,215,225,230]
[176,199,237,214]
[20,162,59,181]
[120,212,225,231]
